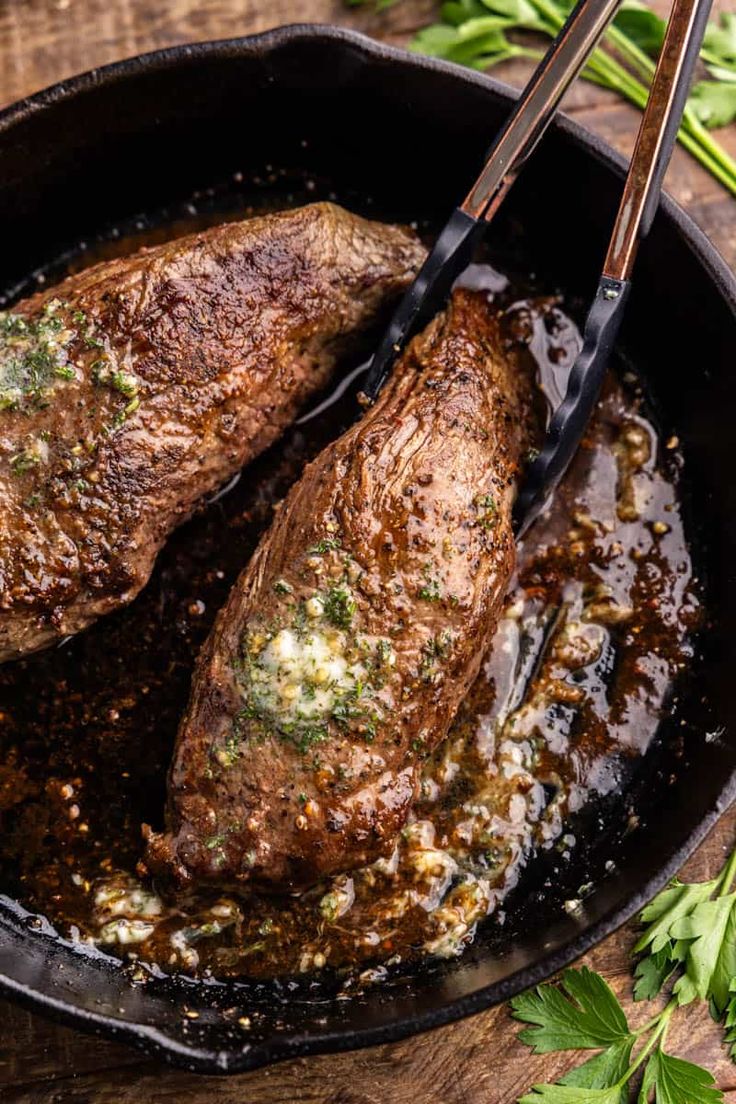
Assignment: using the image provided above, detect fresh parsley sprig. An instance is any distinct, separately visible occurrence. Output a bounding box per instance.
[510,846,736,1103]
[512,971,720,1102]
[345,0,736,196]
[633,846,736,1012]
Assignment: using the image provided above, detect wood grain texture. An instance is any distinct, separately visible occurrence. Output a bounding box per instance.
[0,0,734,1100]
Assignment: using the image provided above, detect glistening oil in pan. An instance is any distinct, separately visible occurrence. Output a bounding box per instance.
[0,181,700,985]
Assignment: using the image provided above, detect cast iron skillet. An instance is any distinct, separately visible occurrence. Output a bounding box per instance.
[0,23,735,1075]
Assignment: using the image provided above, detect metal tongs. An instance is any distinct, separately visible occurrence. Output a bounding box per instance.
[362,0,712,536]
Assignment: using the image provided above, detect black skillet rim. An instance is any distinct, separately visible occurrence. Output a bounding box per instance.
[1,22,736,1075]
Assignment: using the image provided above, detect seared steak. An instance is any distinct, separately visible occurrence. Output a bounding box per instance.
[0,203,424,661]
[145,289,536,892]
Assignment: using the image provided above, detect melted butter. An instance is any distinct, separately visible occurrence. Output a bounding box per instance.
[236,566,393,755]
[247,623,368,727]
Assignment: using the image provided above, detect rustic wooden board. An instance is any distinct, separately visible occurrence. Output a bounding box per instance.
[0,1,734,1100]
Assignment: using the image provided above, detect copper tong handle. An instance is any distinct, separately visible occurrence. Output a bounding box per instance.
[361,0,626,401]
[513,0,713,535]
[461,0,623,223]
[604,0,713,280]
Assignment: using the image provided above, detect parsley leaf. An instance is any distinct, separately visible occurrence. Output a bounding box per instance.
[559,1035,635,1100]
[412,17,524,68]
[510,967,631,1053]
[323,585,356,628]
[704,12,736,64]
[670,895,736,1004]
[613,4,665,54]
[477,0,547,27]
[442,0,487,21]
[689,81,736,128]
[723,982,736,1058]
[634,881,716,957]
[633,877,736,1009]
[633,942,680,1002]
[518,1086,624,1103]
[637,1048,723,1104]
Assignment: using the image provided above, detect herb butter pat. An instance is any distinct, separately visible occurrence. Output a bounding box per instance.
[249,626,367,727]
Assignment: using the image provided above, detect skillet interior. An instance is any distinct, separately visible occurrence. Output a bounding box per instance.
[0,24,735,1074]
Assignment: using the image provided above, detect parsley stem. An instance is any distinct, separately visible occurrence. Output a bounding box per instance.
[526,0,565,33]
[715,844,736,897]
[700,46,736,74]
[516,47,546,61]
[633,1007,670,1036]
[584,47,736,195]
[604,23,656,83]
[683,107,736,191]
[618,998,677,1088]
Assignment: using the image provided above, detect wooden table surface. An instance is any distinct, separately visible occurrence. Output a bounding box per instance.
[0,1,734,1101]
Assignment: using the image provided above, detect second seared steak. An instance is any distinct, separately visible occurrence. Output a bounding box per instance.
[145,289,536,892]
[0,203,424,661]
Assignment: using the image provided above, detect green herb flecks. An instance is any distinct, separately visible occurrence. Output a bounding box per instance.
[418,564,443,603]
[320,892,342,922]
[213,730,243,769]
[418,581,441,601]
[323,585,356,628]
[233,594,378,755]
[370,638,396,687]
[308,537,342,554]
[91,358,139,398]
[475,492,498,530]
[230,559,391,757]
[205,832,230,851]
[92,354,141,432]
[0,300,79,411]
[331,683,377,737]
[203,824,240,868]
[109,394,141,431]
[9,448,43,475]
[419,630,453,681]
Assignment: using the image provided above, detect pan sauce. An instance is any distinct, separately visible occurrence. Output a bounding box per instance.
[0,251,698,982]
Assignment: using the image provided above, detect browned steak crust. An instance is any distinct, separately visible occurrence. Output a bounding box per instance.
[0,203,424,661]
[145,289,536,893]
